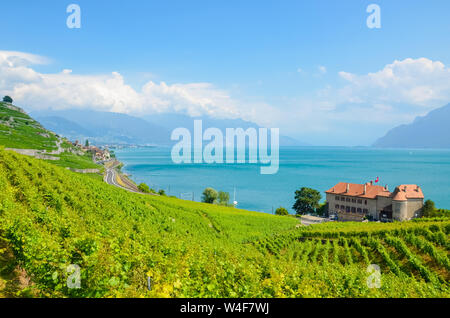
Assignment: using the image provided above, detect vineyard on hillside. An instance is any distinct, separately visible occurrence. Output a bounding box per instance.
[255,219,449,286]
[0,148,449,298]
[0,102,101,171]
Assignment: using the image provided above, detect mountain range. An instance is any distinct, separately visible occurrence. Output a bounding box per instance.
[32,109,171,145]
[28,102,450,149]
[373,103,450,148]
[30,109,309,146]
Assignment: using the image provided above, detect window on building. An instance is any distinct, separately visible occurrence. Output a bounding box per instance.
[335,196,340,201]
[364,200,367,205]
[357,208,362,213]
[341,197,345,201]
[351,207,356,213]
[335,204,339,209]
[351,198,356,203]
[363,209,368,214]
[340,205,345,211]
[357,199,362,204]
[346,198,351,202]
[346,206,350,212]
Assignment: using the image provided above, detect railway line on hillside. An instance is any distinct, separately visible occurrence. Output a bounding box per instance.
[103,160,156,195]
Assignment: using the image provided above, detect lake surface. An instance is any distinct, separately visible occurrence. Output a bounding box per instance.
[114,146,450,213]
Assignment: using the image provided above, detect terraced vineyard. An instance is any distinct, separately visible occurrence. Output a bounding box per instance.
[0,148,449,297]
[0,102,101,171]
[255,220,450,288]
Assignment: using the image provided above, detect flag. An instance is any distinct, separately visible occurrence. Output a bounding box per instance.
[375,176,379,183]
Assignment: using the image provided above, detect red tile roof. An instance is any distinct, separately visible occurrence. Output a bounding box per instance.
[392,184,424,201]
[326,182,424,201]
[326,182,391,199]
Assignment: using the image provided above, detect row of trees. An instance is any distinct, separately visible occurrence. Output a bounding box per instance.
[200,186,328,217]
[138,183,166,196]
[202,188,232,206]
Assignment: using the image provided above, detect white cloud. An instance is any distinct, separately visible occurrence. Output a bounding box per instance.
[0,50,49,67]
[338,58,450,107]
[0,50,276,126]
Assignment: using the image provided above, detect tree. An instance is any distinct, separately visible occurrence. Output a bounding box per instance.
[138,183,151,193]
[422,200,436,217]
[202,187,218,204]
[85,139,90,147]
[2,96,13,103]
[292,187,322,216]
[158,189,166,196]
[316,202,329,217]
[218,191,230,205]
[275,207,289,216]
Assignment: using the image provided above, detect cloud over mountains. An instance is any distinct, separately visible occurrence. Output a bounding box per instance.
[1,50,450,145]
[0,50,276,126]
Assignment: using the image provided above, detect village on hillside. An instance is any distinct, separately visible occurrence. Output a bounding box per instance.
[67,139,111,162]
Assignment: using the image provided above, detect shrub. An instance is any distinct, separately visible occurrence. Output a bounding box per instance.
[218,191,230,205]
[138,183,151,193]
[275,207,289,216]
[202,187,218,204]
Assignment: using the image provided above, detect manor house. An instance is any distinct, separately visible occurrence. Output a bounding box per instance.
[325,182,424,222]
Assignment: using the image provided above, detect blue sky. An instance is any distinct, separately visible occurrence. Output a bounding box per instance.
[1,0,450,145]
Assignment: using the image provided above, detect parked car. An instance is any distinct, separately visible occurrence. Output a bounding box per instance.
[328,214,338,221]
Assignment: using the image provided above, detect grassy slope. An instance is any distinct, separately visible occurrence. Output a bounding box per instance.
[46,152,102,170]
[0,149,448,298]
[0,102,100,171]
[0,103,58,151]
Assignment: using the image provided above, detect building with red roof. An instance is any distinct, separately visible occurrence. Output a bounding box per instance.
[325,182,424,222]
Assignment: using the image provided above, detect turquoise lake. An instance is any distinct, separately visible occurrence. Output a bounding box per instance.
[114,146,450,213]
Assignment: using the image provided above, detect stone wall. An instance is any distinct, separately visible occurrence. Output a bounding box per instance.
[406,198,424,220]
[337,211,365,222]
[66,168,101,174]
[5,148,60,161]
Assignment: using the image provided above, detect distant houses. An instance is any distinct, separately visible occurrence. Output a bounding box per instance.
[69,140,111,161]
[325,182,424,222]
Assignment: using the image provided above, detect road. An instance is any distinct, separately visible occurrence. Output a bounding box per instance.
[103,160,155,195]
[103,161,140,193]
[104,168,131,191]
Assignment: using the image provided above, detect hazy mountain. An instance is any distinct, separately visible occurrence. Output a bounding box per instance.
[30,109,308,146]
[30,109,171,145]
[373,103,450,148]
[35,116,94,138]
[29,109,308,146]
[144,113,310,146]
